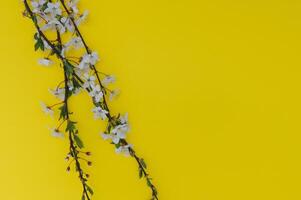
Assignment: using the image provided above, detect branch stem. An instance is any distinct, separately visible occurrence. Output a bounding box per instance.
[58,1,159,199]
[24,1,91,199]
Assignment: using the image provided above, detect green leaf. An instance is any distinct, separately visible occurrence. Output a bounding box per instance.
[82,194,85,200]
[32,15,38,25]
[114,143,121,149]
[40,39,45,51]
[140,158,147,169]
[153,187,158,196]
[72,78,81,90]
[107,124,112,132]
[139,167,144,178]
[66,120,77,133]
[34,33,44,52]
[59,104,67,120]
[73,134,84,148]
[64,61,74,78]
[34,39,41,51]
[34,41,40,51]
[146,178,153,187]
[34,33,38,40]
[86,185,94,195]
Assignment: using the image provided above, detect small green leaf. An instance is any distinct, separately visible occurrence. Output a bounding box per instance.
[153,187,158,196]
[72,78,81,90]
[34,33,38,40]
[73,134,84,148]
[64,61,74,78]
[139,167,144,178]
[82,194,85,200]
[146,178,152,187]
[34,34,44,51]
[41,3,47,10]
[32,15,38,25]
[34,41,40,51]
[40,39,45,51]
[140,158,147,169]
[50,49,56,56]
[66,120,77,133]
[59,104,67,120]
[86,185,94,195]
[115,143,121,149]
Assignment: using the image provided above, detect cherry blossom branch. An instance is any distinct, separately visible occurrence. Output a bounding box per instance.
[58,1,158,198]
[24,1,93,199]
[23,0,158,199]
[57,28,92,200]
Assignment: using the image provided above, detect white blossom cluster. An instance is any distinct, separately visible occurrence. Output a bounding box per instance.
[101,113,132,155]
[32,0,130,155]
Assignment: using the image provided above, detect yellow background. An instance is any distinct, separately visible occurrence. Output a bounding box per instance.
[1,0,301,199]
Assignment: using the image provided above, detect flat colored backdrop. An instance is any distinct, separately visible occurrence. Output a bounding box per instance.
[1,0,301,199]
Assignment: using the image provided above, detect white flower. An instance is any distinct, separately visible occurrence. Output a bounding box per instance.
[51,128,64,138]
[112,124,129,137]
[78,52,99,69]
[31,0,46,13]
[88,52,99,65]
[101,115,129,144]
[103,133,121,144]
[41,19,65,34]
[38,58,52,66]
[109,89,119,101]
[83,73,96,88]
[57,22,67,34]
[60,16,74,32]
[40,102,54,116]
[78,59,89,70]
[102,75,115,86]
[102,124,128,144]
[77,61,88,70]
[101,132,110,140]
[68,0,79,14]
[44,2,62,17]
[89,84,103,102]
[92,106,108,120]
[74,66,89,75]
[49,88,65,100]
[76,10,89,26]
[116,144,132,156]
[65,37,83,50]
[120,113,128,124]
[68,81,81,95]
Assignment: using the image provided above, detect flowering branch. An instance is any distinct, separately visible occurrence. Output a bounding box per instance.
[57,2,158,198]
[24,1,93,199]
[23,0,158,199]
